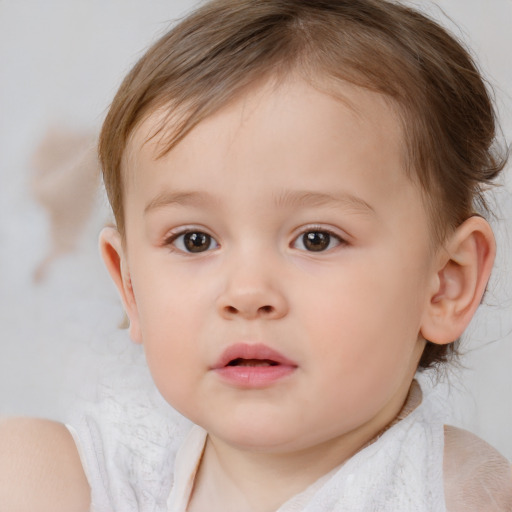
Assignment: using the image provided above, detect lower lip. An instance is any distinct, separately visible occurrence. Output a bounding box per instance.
[214,365,296,388]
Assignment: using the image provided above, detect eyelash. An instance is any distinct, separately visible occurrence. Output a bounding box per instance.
[164,226,347,254]
[165,228,219,254]
[291,226,346,253]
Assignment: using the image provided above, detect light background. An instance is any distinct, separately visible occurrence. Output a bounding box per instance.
[0,0,511,458]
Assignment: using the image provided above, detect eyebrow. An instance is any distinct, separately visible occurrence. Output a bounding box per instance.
[144,190,219,214]
[273,190,375,215]
[144,189,375,215]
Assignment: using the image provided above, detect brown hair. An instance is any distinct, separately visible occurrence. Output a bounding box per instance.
[98,0,507,369]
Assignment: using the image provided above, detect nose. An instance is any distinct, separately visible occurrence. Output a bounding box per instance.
[216,261,289,321]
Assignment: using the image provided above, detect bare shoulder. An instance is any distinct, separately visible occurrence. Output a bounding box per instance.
[0,417,90,512]
[443,425,512,512]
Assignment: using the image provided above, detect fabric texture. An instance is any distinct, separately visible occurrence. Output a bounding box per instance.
[67,358,193,512]
[68,361,447,512]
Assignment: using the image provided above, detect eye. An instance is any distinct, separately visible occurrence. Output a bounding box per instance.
[292,229,343,252]
[168,230,219,253]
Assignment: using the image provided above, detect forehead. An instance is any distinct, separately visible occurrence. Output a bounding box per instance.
[123,76,408,184]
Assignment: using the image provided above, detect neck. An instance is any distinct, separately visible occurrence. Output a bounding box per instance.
[188,381,421,512]
[192,435,345,512]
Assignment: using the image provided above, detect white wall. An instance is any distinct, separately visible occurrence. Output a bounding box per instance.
[1,0,511,458]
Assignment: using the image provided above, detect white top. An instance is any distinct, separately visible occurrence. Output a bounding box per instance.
[67,360,449,512]
[166,426,344,512]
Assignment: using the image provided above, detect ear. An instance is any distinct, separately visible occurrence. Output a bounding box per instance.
[99,227,143,344]
[420,216,495,345]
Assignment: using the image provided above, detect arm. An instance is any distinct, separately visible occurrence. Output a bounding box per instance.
[0,417,90,512]
[444,425,512,512]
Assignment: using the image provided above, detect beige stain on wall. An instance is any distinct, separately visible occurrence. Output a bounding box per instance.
[30,126,100,282]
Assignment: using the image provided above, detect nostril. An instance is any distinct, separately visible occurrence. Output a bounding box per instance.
[221,303,279,318]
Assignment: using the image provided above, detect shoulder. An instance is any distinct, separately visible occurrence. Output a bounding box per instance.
[443,425,512,512]
[0,417,90,512]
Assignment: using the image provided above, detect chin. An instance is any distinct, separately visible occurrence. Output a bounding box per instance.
[207,418,316,454]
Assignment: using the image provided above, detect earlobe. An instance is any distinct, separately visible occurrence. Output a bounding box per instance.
[99,227,143,344]
[420,216,495,345]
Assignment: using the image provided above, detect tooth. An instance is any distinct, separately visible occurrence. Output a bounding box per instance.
[226,358,280,367]
[237,359,272,367]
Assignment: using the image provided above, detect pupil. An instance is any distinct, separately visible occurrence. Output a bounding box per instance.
[184,232,211,252]
[304,231,330,251]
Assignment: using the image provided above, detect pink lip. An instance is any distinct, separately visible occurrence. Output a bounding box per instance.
[211,343,297,388]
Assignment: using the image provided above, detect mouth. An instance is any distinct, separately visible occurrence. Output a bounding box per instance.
[226,358,280,367]
[212,343,297,388]
[212,343,297,369]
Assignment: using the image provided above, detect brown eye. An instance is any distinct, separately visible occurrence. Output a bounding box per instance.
[170,231,218,253]
[302,231,331,251]
[183,232,213,252]
[292,229,342,252]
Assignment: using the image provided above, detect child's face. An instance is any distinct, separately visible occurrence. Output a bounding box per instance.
[118,77,438,453]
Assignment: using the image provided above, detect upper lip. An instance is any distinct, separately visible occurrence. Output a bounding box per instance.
[211,343,298,369]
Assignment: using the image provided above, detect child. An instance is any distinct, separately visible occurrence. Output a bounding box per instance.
[1,0,511,510]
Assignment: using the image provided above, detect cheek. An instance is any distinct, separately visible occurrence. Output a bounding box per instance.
[132,257,210,332]
[301,273,424,429]
[302,255,428,365]
[129,272,203,376]
[140,302,205,419]
[129,258,221,380]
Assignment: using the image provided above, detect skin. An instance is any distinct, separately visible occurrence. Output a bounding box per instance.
[0,76,501,512]
[0,418,90,512]
[100,76,496,511]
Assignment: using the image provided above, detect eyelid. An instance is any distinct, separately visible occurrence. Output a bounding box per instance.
[164,225,220,253]
[291,224,349,251]
[292,224,349,240]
